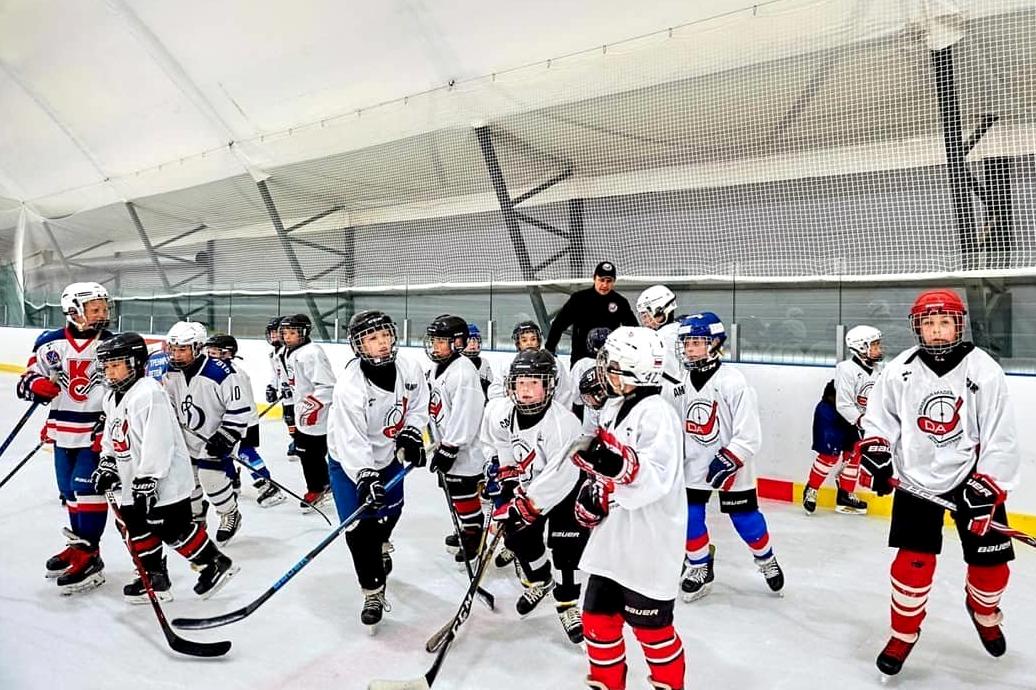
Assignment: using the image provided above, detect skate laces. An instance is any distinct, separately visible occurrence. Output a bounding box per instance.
[219,511,240,530]
[685,561,710,584]
[521,578,554,602]
[756,556,780,579]
[559,605,581,630]
[364,590,391,613]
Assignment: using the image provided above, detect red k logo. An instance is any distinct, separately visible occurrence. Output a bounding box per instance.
[66,359,93,403]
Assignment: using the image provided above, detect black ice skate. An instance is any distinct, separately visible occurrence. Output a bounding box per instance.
[835,489,868,515]
[194,553,238,599]
[361,586,391,634]
[681,556,715,603]
[966,600,1006,657]
[556,601,584,644]
[255,479,286,508]
[56,546,105,595]
[516,575,555,617]
[444,531,460,555]
[215,509,242,546]
[876,633,917,676]
[123,557,172,604]
[802,486,818,514]
[494,546,516,568]
[754,554,784,594]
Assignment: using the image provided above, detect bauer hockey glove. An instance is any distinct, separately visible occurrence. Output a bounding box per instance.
[857,437,894,496]
[356,468,386,511]
[960,473,1006,537]
[395,426,426,467]
[574,476,612,529]
[492,487,540,533]
[482,456,502,500]
[131,476,159,514]
[572,436,639,484]
[91,455,121,494]
[706,448,744,491]
[205,426,239,458]
[279,382,293,401]
[16,371,60,404]
[429,443,459,474]
[265,384,279,404]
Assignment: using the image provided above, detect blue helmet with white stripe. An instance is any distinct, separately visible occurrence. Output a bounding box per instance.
[463,322,483,357]
[676,312,726,371]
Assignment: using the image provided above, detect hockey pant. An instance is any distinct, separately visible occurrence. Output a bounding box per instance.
[54,446,107,546]
[294,431,330,492]
[118,498,221,572]
[191,458,239,519]
[685,488,772,566]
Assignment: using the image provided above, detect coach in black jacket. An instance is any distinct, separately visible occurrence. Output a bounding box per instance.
[545,261,638,364]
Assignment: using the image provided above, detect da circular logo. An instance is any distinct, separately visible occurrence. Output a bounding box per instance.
[684,399,720,446]
[915,392,964,446]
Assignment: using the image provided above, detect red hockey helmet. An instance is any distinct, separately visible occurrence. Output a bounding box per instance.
[909,289,966,355]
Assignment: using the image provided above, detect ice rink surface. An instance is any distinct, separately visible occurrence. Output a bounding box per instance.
[1,374,1034,690]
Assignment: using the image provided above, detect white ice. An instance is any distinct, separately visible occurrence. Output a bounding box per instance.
[1,373,1034,690]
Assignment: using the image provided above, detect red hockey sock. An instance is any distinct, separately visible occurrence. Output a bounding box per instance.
[836,450,861,492]
[633,624,685,690]
[583,611,627,690]
[807,454,839,490]
[890,549,936,640]
[966,563,1009,619]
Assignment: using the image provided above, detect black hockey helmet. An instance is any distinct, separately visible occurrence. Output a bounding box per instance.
[349,310,398,366]
[424,314,468,363]
[265,316,283,345]
[507,349,558,414]
[511,320,542,350]
[279,313,312,343]
[96,332,149,392]
[586,327,611,356]
[579,366,608,411]
[204,333,239,360]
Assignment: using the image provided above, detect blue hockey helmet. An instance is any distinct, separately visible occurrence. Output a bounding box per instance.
[676,312,727,370]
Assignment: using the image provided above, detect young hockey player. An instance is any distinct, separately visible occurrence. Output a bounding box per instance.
[425,314,487,565]
[90,333,237,602]
[163,321,247,545]
[858,289,1019,676]
[462,322,493,400]
[17,282,112,593]
[803,325,883,515]
[264,316,299,460]
[570,327,610,420]
[488,321,573,407]
[204,334,285,507]
[636,285,684,409]
[675,312,784,602]
[484,349,588,644]
[327,310,429,631]
[280,313,335,509]
[572,326,687,690]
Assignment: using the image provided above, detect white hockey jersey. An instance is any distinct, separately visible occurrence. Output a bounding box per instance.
[579,393,686,601]
[480,397,583,513]
[233,363,259,427]
[285,342,336,434]
[163,356,252,460]
[862,345,1019,494]
[268,346,293,405]
[328,357,430,480]
[470,356,494,398]
[677,364,762,492]
[25,327,111,448]
[101,377,195,507]
[428,355,486,476]
[488,352,574,407]
[834,356,882,427]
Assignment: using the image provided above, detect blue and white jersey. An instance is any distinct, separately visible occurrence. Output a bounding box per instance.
[163,355,251,460]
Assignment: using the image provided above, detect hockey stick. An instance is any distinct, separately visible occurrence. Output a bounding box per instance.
[103,491,232,657]
[438,475,495,613]
[889,478,1036,549]
[172,463,414,631]
[369,529,505,690]
[0,441,44,491]
[179,422,332,525]
[0,402,41,459]
[257,401,278,420]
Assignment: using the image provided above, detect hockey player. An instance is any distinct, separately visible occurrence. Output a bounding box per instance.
[484,349,588,643]
[90,333,238,601]
[265,316,299,461]
[204,334,285,508]
[462,322,493,400]
[327,310,429,630]
[488,321,573,407]
[572,326,687,690]
[280,313,334,509]
[636,285,684,408]
[570,327,610,420]
[17,282,112,593]
[163,322,247,545]
[577,366,609,435]
[675,312,784,602]
[858,289,1019,676]
[802,325,882,515]
[425,314,487,564]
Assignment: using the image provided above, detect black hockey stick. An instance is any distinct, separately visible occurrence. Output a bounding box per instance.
[172,464,414,631]
[179,422,331,525]
[0,402,41,459]
[437,475,495,613]
[103,491,232,657]
[0,441,44,491]
[369,529,505,690]
[256,401,279,420]
[889,478,1036,549]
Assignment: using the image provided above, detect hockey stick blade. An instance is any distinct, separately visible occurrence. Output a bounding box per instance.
[368,679,431,690]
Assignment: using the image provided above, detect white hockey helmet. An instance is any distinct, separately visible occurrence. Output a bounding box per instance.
[845,325,883,361]
[166,321,208,368]
[596,326,665,395]
[636,285,677,328]
[60,282,110,329]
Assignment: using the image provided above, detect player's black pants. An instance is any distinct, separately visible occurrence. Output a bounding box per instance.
[294,431,330,492]
[118,498,219,572]
[506,485,589,603]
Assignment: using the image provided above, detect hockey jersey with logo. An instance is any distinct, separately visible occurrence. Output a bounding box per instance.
[328,356,429,479]
[862,345,1019,493]
[488,352,574,407]
[268,346,293,405]
[163,356,251,460]
[101,376,195,507]
[834,356,881,427]
[285,342,336,434]
[428,355,485,476]
[677,364,762,492]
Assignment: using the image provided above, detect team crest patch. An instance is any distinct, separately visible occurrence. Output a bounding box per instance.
[684,399,720,446]
[856,380,874,409]
[608,303,618,313]
[45,350,61,366]
[916,391,964,446]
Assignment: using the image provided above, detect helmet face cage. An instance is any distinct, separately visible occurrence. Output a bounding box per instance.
[676,313,726,371]
[506,371,556,415]
[166,322,208,370]
[351,320,399,366]
[511,322,542,351]
[463,324,482,358]
[579,367,608,410]
[636,286,676,329]
[265,317,283,346]
[61,282,111,330]
[97,335,148,392]
[98,353,140,392]
[910,290,967,356]
[424,316,468,363]
[845,326,883,362]
[594,347,625,397]
[279,316,312,344]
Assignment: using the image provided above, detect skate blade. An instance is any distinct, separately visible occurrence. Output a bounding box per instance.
[199,565,240,601]
[58,572,105,595]
[125,590,173,605]
[44,569,67,580]
[835,506,868,515]
[365,622,380,637]
[681,583,712,603]
[258,495,287,508]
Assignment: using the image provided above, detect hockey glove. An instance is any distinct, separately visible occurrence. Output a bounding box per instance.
[572,436,639,484]
[356,468,386,511]
[205,427,239,458]
[91,455,121,494]
[857,437,894,496]
[574,476,611,529]
[265,384,279,404]
[395,426,426,467]
[16,372,60,404]
[90,413,106,453]
[706,448,744,491]
[131,476,159,514]
[491,487,540,533]
[279,382,293,401]
[960,473,1006,537]
[429,443,459,474]
[482,456,502,500]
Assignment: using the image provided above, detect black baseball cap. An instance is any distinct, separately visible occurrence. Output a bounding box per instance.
[593,261,617,279]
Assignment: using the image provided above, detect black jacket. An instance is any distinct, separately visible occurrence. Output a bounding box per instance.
[544,287,638,363]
